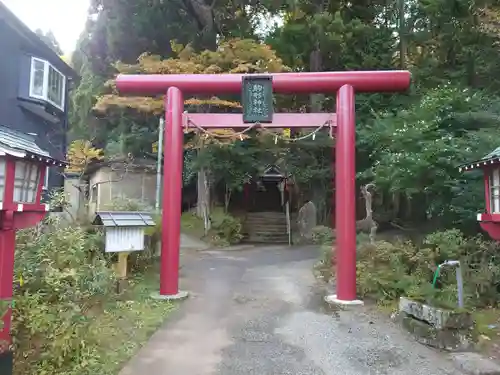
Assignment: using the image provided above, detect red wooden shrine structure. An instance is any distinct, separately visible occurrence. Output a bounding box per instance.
[460,147,500,240]
[116,71,411,303]
[0,127,65,372]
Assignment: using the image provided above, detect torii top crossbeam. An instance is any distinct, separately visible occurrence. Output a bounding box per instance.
[116,71,411,95]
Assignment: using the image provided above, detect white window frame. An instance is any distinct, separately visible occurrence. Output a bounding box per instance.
[13,161,40,203]
[491,169,500,213]
[42,166,49,190]
[29,57,66,111]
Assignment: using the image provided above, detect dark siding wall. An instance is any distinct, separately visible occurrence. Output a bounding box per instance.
[17,54,31,99]
[0,22,68,192]
[0,23,20,129]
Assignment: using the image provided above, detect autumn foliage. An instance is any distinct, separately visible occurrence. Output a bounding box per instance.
[65,140,104,173]
[93,38,289,146]
[93,38,289,115]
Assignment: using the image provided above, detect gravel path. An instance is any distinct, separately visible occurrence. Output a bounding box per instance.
[120,245,464,375]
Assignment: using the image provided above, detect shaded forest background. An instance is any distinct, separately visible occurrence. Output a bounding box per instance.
[65,0,500,234]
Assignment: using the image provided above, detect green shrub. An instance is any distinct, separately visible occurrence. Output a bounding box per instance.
[311,225,335,245]
[209,208,243,246]
[357,240,420,302]
[313,226,370,282]
[356,229,500,309]
[103,197,152,212]
[311,226,335,279]
[180,208,243,247]
[13,216,116,375]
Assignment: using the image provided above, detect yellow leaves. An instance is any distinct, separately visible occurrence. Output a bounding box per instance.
[170,40,185,55]
[93,38,290,116]
[478,6,500,39]
[93,39,290,147]
[292,9,306,20]
[184,98,241,108]
[94,96,240,115]
[65,140,104,173]
[152,129,249,152]
[94,95,165,115]
[184,128,250,149]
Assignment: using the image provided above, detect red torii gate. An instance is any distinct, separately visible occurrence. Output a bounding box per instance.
[116,71,411,304]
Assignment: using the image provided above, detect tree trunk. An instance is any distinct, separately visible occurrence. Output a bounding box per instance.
[196,167,211,234]
[182,0,218,50]
[398,0,407,69]
[309,49,324,112]
[224,184,232,213]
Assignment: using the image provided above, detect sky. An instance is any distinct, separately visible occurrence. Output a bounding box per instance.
[1,0,90,54]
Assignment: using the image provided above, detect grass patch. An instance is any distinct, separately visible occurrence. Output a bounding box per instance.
[86,266,175,374]
[181,212,206,239]
[473,308,500,337]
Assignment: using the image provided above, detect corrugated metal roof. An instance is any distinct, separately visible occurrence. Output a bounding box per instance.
[459,146,500,172]
[482,146,500,161]
[0,126,50,157]
[93,211,156,227]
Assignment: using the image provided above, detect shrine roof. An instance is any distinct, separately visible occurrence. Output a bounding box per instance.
[459,147,500,172]
[93,211,156,227]
[262,164,284,178]
[0,126,65,166]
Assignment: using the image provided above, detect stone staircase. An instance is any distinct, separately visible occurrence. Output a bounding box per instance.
[243,211,290,244]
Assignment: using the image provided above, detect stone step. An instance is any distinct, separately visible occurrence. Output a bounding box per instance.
[246,229,287,234]
[245,215,286,219]
[246,216,286,220]
[243,211,290,243]
[247,213,286,216]
[247,233,289,239]
[245,219,287,223]
[246,229,288,235]
[246,224,287,230]
[245,218,287,223]
[245,222,287,227]
[245,218,287,224]
[247,237,289,243]
[247,231,289,236]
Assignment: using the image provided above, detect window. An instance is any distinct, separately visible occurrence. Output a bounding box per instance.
[13,161,40,203]
[42,166,49,190]
[0,159,5,201]
[491,169,500,213]
[29,57,66,110]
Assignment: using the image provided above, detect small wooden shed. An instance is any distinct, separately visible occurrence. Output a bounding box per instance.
[92,211,156,253]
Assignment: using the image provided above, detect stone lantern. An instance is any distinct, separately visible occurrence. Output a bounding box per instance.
[0,126,64,373]
[460,146,500,240]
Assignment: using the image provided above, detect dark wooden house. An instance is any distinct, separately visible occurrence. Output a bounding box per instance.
[0,2,77,196]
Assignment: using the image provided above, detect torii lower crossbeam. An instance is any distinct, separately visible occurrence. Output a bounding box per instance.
[116,70,411,304]
[184,113,336,128]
